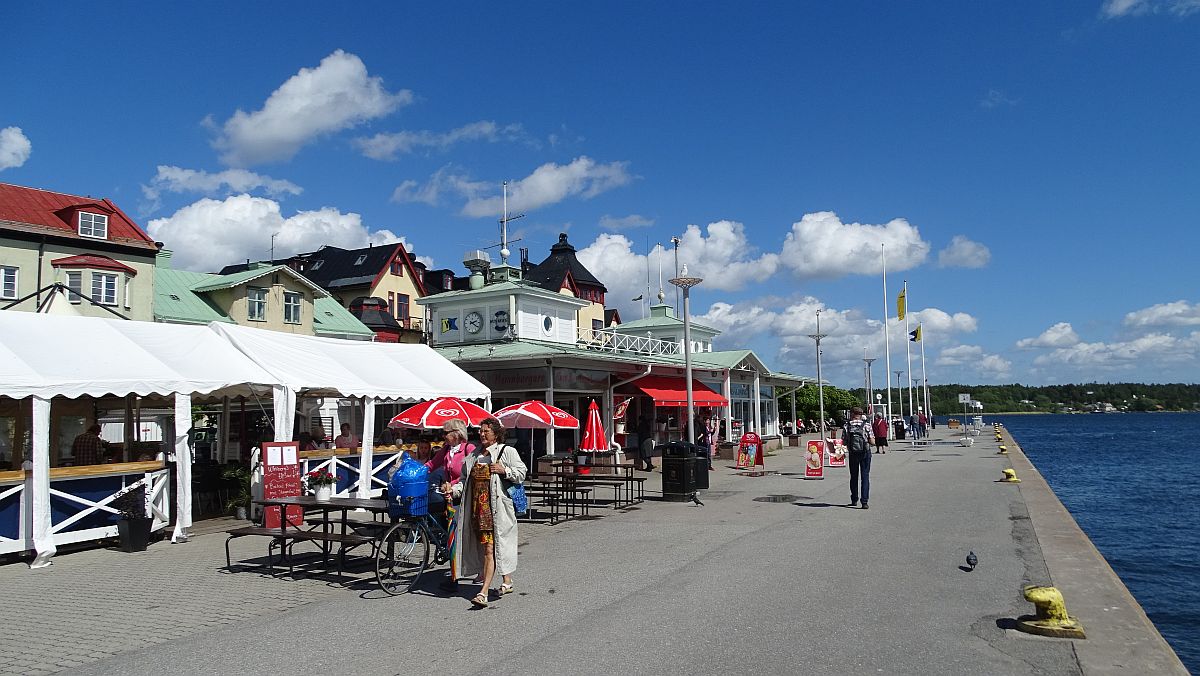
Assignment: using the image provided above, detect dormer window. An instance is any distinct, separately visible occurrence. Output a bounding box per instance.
[78,212,108,239]
[390,259,403,275]
[354,254,368,266]
[310,260,324,271]
[442,273,452,290]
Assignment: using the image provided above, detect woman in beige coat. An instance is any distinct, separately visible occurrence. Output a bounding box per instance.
[451,416,527,607]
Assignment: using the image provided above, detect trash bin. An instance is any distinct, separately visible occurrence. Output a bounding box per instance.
[893,420,906,440]
[689,442,710,490]
[660,442,698,501]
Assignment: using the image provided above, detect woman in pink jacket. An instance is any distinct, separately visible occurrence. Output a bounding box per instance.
[430,419,473,489]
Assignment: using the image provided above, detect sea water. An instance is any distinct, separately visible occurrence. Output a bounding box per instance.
[990,412,1200,672]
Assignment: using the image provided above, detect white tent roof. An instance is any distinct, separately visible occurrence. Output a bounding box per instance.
[209,323,490,402]
[0,312,281,400]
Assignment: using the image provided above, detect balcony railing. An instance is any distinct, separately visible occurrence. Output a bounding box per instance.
[577,326,681,356]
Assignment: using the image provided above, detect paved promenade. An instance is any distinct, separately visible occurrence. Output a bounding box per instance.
[0,426,1185,675]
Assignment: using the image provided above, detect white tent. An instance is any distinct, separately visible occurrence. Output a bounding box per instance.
[0,312,282,567]
[208,323,490,498]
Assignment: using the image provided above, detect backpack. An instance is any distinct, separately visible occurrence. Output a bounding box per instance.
[844,420,871,455]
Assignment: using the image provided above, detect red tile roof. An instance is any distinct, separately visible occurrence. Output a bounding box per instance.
[0,182,157,251]
[50,254,138,275]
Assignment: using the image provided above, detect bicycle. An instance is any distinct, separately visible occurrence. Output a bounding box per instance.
[374,508,452,596]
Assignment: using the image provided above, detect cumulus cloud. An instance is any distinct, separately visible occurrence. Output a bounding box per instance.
[390,165,491,206]
[1123,300,1200,328]
[1033,333,1200,371]
[140,165,302,212]
[355,121,526,160]
[0,126,31,171]
[214,50,411,166]
[1016,322,1082,349]
[936,345,1012,378]
[598,214,654,231]
[1101,0,1200,17]
[146,194,405,272]
[937,235,991,268]
[778,212,930,279]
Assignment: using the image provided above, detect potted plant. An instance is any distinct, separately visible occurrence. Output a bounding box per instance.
[112,484,153,552]
[221,463,253,520]
[304,468,337,501]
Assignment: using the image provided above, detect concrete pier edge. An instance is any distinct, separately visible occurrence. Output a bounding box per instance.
[1000,425,1189,674]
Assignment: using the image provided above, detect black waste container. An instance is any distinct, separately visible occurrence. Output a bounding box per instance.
[893,420,906,440]
[660,442,698,501]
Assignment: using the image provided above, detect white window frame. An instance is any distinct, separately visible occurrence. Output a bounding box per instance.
[354,254,368,266]
[78,212,109,239]
[247,287,267,321]
[123,276,132,309]
[0,266,17,300]
[283,291,302,324]
[91,272,118,306]
[65,271,82,304]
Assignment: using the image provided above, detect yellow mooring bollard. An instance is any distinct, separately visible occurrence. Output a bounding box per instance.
[997,445,1008,454]
[1001,468,1020,482]
[1016,586,1086,639]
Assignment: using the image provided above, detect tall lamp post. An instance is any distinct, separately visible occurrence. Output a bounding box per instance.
[807,310,828,440]
[863,356,876,410]
[894,370,905,425]
[669,265,703,444]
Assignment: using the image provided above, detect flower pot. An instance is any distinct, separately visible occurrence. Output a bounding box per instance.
[315,485,333,501]
[235,506,247,521]
[117,517,153,553]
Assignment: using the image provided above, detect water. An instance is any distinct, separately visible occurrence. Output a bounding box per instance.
[990,412,1200,672]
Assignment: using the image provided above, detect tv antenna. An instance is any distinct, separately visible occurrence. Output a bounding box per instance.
[496,181,524,265]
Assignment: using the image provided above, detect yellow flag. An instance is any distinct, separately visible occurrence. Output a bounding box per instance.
[897,289,906,321]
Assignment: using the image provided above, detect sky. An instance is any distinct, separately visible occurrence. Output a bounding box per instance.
[3,1,1199,388]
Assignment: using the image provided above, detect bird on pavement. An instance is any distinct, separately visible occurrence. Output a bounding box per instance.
[966,551,978,570]
[691,493,704,506]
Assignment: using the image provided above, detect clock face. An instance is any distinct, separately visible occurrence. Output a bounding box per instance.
[465,311,483,334]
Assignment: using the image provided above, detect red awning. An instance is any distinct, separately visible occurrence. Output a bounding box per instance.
[634,375,728,408]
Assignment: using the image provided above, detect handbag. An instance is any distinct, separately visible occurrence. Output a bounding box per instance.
[498,444,528,516]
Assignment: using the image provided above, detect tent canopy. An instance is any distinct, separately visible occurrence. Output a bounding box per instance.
[209,323,489,402]
[0,312,280,400]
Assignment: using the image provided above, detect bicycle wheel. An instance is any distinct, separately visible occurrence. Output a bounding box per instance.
[375,521,429,595]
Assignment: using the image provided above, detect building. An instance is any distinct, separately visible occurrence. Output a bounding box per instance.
[0,182,157,320]
[522,233,609,332]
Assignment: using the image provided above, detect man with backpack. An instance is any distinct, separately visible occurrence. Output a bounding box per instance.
[841,407,875,509]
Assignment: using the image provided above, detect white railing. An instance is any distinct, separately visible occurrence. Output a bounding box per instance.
[300,449,403,498]
[577,327,681,356]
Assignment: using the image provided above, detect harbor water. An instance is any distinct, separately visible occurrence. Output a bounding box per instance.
[989,412,1200,672]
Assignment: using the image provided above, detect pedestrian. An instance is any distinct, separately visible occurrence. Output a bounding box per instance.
[636,414,655,471]
[841,407,874,509]
[872,414,889,454]
[918,410,928,439]
[71,424,108,465]
[451,416,526,608]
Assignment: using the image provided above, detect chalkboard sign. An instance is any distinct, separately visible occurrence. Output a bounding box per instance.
[262,441,303,529]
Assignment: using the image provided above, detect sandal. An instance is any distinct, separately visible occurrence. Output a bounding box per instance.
[500,582,514,595]
[471,593,489,608]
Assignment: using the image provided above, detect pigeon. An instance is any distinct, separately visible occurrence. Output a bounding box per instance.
[966,551,978,570]
[691,493,705,506]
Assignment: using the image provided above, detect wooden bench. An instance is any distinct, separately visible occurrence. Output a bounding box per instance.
[225,525,375,578]
[525,481,593,522]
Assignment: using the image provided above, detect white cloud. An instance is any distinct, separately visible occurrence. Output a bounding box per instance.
[461,156,633,217]
[390,165,491,206]
[937,235,991,268]
[598,214,654,230]
[1017,322,1082,349]
[0,126,31,171]
[1033,332,1200,371]
[936,344,1011,378]
[214,50,411,166]
[909,308,978,334]
[778,212,930,279]
[980,89,1018,109]
[1101,0,1200,17]
[1123,300,1200,328]
[355,121,526,160]
[146,194,404,272]
[140,165,302,212]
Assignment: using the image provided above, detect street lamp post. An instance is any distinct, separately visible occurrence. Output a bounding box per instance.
[807,310,828,440]
[669,265,703,444]
[894,370,905,424]
[863,357,876,410]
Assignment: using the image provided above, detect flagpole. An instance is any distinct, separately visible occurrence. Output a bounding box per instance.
[919,322,930,422]
[881,244,893,434]
[903,280,914,423]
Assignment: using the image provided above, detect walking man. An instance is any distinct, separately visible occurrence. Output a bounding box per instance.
[636,414,655,471]
[842,407,874,509]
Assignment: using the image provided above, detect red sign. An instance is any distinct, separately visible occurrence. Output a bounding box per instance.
[737,432,763,469]
[262,441,303,529]
[805,440,825,479]
[826,439,847,468]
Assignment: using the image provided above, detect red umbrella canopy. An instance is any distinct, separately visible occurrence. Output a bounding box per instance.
[389,397,492,429]
[579,399,609,452]
[493,401,580,429]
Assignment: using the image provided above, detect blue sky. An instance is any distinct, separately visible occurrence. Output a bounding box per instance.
[3,1,1199,387]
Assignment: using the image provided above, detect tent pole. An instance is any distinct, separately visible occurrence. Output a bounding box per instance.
[171,393,193,543]
[30,396,55,568]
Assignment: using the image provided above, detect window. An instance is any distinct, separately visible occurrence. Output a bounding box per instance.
[0,266,16,300]
[91,272,117,305]
[283,291,301,324]
[247,287,267,321]
[397,294,409,323]
[354,254,368,266]
[387,292,395,316]
[124,276,132,309]
[310,260,324,271]
[78,212,108,239]
[390,259,403,276]
[442,274,452,290]
[64,271,82,303]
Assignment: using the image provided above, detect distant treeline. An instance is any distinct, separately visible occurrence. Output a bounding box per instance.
[844,383,1200,413]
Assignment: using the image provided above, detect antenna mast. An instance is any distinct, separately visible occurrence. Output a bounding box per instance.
[498,181,524,265]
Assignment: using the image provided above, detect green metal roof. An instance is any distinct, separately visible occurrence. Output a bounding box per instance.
[154,268,235,325]
[191,265,329,297]
[416,280,589,307]
[614,313,719,335]
[313,297,375,337]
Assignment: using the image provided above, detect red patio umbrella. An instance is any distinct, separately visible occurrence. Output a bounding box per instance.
[388,397,492,429]
[579,399,609,452]
[493,401,580,429]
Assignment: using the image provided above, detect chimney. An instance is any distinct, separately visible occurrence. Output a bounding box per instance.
[155,249,173,269]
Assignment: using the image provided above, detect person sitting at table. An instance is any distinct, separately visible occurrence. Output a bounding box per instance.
[333,423,360,449]
[298,432,319,452]
[71,424,109,465]
[450,416,526,608]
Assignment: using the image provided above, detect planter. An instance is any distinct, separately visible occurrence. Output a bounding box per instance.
[117,517,153,553]
[958,437,975,447]
[314,485,333,501]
